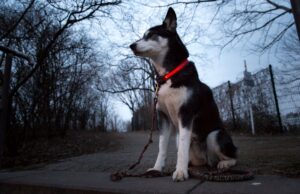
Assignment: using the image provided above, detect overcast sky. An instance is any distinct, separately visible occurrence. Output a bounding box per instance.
[89,0,293,121]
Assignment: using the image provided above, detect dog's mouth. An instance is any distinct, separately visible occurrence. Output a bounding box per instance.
[130,43,153,57]
[132,50,148,57]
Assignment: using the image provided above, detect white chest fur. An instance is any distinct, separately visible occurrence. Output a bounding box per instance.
[157,80,191,129]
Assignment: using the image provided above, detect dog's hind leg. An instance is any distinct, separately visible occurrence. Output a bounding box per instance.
[206,130,237,169]
[148,111,172,172]
[189,136,207,167]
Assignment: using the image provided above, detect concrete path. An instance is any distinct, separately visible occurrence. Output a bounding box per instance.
[0,132,299,193]
[35,132,177,174]
[0,170,299,194]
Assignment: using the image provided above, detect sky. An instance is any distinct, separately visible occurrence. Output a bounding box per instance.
[88,0,293,121]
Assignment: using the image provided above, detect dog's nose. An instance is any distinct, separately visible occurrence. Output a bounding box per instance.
[130,43,137,51]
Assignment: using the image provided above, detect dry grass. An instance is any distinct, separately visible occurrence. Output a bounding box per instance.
[0,131,122,170]
[234,135,300,177]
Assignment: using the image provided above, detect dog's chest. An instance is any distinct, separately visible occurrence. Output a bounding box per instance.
[157,80,191,128]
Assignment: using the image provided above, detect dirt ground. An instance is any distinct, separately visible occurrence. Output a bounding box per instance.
[1,131,300,178]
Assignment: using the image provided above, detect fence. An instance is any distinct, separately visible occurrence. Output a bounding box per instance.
[212,65,300,134]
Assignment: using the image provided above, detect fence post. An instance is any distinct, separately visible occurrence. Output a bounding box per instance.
[0,54,13,159]
[228,81,236,130]
[269,64,283,132]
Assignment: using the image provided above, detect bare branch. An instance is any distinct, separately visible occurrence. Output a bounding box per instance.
[261,22,294,52]
[140,0,220,8]
[221,9,292,51]
[0,45,34,65]
[266,0,292,12]
[0,0,35,40]
[97,87,153,94]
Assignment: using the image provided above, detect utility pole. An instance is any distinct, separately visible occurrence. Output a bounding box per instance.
[291,0,300,41]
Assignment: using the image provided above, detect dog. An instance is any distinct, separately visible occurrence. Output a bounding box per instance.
[130,7,237,182]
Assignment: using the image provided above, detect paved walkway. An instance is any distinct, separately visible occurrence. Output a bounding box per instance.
[0,170,299,194]
[0,132,299,193]
[35,132,177,174]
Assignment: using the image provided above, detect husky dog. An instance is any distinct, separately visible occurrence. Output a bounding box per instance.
[130,7,237,182]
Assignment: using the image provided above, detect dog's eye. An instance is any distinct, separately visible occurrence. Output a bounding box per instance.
[143,32,150,39]
[143,32,158,40]
[151,34,159,40]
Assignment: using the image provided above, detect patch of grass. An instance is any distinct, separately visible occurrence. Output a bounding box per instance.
[233,135,300,177]
[0,131,121,170]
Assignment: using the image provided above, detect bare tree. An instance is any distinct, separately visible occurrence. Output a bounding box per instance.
[97,57,154,131]
[277,28,300,84]
[216,0,293,52]
[1,0,121,96]
[0,0,121,156]
[144,0,294,53]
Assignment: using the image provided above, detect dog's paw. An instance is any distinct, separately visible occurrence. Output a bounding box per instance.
[217,159,236,169]
[172,169,189,182]
[147,167,162,172]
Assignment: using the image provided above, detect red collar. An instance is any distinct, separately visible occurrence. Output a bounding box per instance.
[158,59,189,84]
[164,58,189,80]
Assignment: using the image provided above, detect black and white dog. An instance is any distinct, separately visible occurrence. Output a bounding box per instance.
[130,8,237,182]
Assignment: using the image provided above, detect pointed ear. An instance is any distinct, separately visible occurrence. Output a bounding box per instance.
[163,7,177,31]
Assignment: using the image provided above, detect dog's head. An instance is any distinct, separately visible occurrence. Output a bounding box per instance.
[130,8,183,59]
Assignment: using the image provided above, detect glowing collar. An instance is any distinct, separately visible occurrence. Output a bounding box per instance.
[156,59,189,85]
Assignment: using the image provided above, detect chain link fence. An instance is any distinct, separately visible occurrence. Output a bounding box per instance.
[212,65,300,134]
[276,72,300,131]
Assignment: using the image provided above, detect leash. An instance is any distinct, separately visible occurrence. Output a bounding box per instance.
[127,88,158,171]
[110,83,160,182]
[188,167,254,182]
[111,167,254,182]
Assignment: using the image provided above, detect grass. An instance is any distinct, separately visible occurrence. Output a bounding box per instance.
[234,135,300,177]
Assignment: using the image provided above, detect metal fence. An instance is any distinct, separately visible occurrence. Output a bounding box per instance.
[212,65,300,134]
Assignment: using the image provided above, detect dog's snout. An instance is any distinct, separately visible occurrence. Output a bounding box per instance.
[130,43,137,51]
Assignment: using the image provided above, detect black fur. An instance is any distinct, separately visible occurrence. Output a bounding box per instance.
[180,81,224,140]
[217,130,237,158]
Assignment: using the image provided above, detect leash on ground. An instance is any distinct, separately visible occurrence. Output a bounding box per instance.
[111,167,254,182]
[188,167,254,182]
[110,84,160,182]
[110,84,254,182]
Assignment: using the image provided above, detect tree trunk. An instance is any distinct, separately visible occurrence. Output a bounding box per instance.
[291,0,300,41]
[0,54,13,158]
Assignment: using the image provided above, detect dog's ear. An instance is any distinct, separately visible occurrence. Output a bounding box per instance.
[163,7,177,32]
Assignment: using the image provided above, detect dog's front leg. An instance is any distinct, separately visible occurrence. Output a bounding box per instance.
[148,111,171,172]
[173,122,192,182]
